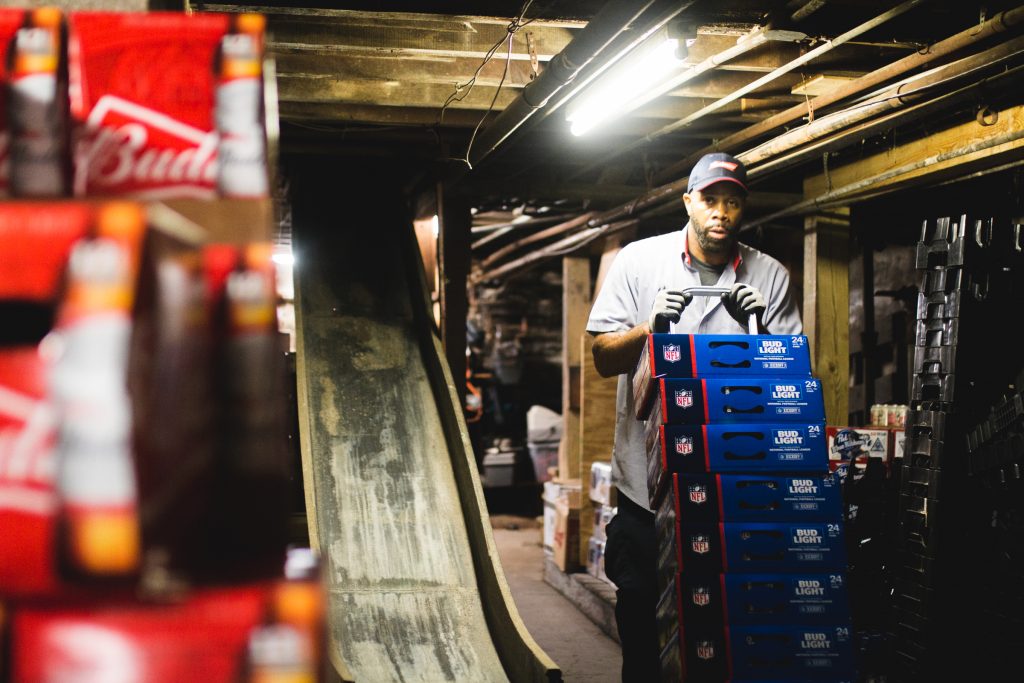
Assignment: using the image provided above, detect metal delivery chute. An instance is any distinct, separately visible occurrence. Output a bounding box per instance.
[292,175,559,682]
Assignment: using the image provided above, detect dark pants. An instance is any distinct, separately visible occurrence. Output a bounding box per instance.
[604,492,660,682]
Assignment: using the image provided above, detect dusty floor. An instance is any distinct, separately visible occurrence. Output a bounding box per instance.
[491,521,621,683]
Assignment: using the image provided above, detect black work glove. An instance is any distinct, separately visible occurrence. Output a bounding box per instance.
[648,289,693,333]
[721,282,766,328]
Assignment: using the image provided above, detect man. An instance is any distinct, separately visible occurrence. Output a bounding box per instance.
[586,152,802,680]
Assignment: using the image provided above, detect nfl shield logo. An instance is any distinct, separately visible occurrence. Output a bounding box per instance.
[674,389,693,408]
[691,534,710,554]
[675,436,694,456]
[692,587,711,607]
[663,344,681,363]
[696,640,715,660]
[688,484,707,504]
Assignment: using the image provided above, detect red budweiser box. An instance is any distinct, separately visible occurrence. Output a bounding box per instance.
[0,204,93,598]
[9,584,267,682]
[0,8,26,197]
[68,12,231,199]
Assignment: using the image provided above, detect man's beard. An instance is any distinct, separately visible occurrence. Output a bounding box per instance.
[692,217,735,254]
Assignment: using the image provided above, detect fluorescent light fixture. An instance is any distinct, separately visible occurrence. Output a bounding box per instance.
[566,31,685,137]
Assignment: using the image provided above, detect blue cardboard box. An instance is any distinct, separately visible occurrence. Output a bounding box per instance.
[659,622,854,682]
[652,471,841,524]
[656,571,851,655]
[656,519,847,583]
[646,424,828,500]
[643,377,826,424]
[634,333,812,416]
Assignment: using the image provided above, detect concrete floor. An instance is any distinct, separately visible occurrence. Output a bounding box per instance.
[492,523,621,683]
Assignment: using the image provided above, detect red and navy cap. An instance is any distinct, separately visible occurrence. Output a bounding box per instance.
[687,152,748,194]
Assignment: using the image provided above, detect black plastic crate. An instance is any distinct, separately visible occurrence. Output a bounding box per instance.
[912,371,956,404]
[915,215,995,271]
[915,315,961,348]
[905,433,948,470]
[913,344,957,377]
[900,465,944,500]
[906,408,947,442]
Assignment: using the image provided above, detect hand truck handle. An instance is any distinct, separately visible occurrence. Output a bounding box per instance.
[680,285,759,335]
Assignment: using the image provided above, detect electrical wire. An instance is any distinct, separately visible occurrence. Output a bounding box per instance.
[436,0,536,168]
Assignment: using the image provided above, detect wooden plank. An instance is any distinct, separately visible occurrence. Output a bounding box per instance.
[438,184,471,409]
[560,257,590,481]
[264,18,574,61]
[277,75,523,110]
[274,52,540,89]
[802,211,850,426]
[578,333,619,563]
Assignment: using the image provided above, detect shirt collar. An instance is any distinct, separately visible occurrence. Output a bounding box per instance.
[681,222,743,271]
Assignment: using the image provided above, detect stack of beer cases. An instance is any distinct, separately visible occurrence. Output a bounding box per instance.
[891,214,1023,678]
[634,332,854,682]
[0,9,328,682]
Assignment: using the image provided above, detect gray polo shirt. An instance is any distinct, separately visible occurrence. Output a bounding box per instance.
[586,223,803,511]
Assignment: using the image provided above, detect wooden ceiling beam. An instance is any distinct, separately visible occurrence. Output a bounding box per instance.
[277,75,522,111]
[263,18,575,61]
[272,52,538,88]
[279,101,483,127]
[193,4,587,29]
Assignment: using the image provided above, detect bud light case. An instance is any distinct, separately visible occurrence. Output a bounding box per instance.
[645,378,826,425]
[730,624,855,681]
[659,624,730,683]
[646,423,827,499]
[634,333,812,417]
[656,473,841,525]
[660,622,854,682]
[657,519,847,576]
[656,572,851,654]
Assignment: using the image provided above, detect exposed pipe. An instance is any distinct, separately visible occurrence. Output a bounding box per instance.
[572,0,925,180]
[484,122,1024,281]
[654,3,1024,183]
[741,127,1024,231]
[790,0,830,23]
[744,37,1024,177]
[479,212,596,268]
[479,47,1024,280]
[464,0,681,169]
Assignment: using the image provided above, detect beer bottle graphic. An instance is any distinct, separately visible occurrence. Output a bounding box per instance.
[215,13,268,198]
[51,202,145,579]
[7,6,68,198]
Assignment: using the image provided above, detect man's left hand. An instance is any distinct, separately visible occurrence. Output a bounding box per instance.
[722,283,766,327]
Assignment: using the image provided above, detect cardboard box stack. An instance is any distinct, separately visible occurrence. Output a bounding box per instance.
[586,462,616,584]
[636,332,854,682]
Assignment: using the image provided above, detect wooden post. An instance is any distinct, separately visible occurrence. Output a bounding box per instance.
[578,333,618,564]
[560,257,591,480]
[437,183,470,407]
[803,211,850,425]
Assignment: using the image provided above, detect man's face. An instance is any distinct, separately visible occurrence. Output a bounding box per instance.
[683,182,746,255]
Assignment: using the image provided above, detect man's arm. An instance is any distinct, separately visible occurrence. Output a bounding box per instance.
[591,323,650,378]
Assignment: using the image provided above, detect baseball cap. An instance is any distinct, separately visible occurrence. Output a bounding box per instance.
[687,152,748,194]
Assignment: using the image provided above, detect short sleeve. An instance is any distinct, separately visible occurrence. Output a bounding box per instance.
[587,245,639,334]
[763,263,803,335]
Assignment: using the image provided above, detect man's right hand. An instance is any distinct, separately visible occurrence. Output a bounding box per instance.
[648,289,693,333]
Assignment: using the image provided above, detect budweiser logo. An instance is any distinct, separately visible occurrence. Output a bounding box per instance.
[0,383,57,515]
[75,95,217,199]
